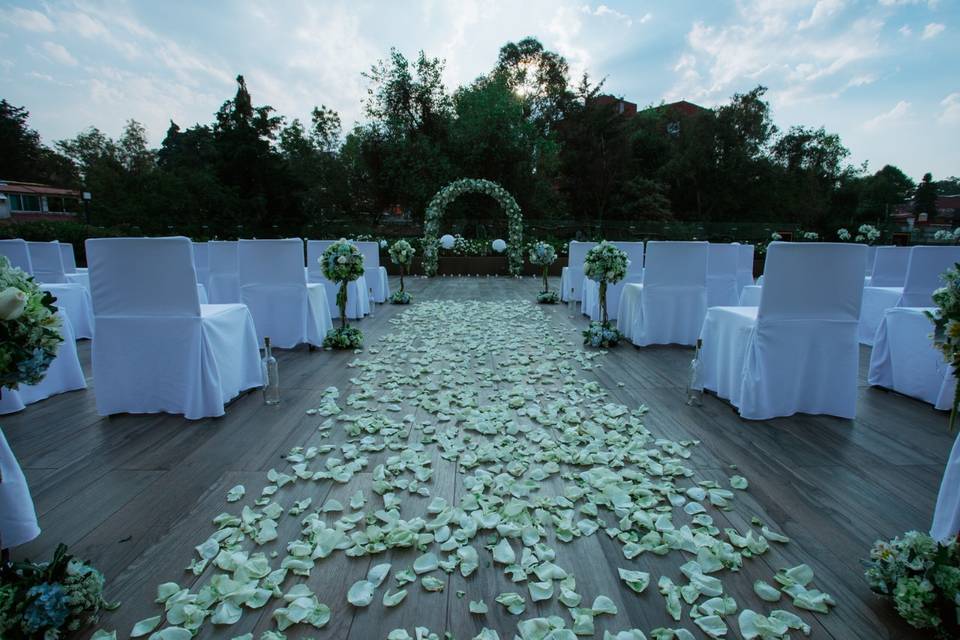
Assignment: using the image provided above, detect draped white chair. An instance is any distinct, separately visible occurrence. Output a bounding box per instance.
[0,428,40,549]
[86,237,262,419]
[736,244,755,295]
[870,246,911,287]
[239,239,333,348]
[859,246,960,345]
[868,307,954,410]
[207,241,240,304]
[617,241,708,346]
[933,435,960,542]
[0,312,86,415]
[696,242,866,420]
[193,241,210,289]
[865,245,877,281]
[707,243,740,307]
[60,242,90,289]
[580,241,644,322]
[0,240,95,339]
[356,241,390,303]
[560,241,597,303]
[306,240,370,320]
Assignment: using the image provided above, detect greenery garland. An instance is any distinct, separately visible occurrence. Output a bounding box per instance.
[421,178,523,276]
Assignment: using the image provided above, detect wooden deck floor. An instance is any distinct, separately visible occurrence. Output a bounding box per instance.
[4,276,953,640]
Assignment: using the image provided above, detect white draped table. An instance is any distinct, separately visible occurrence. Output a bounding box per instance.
[0,427,40,549]
[933,433,960,542]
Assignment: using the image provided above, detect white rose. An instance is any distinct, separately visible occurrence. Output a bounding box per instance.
[0,287,28,321]
[337,256,347,264]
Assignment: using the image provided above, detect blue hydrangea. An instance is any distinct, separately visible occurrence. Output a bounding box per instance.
[22,583,69,633]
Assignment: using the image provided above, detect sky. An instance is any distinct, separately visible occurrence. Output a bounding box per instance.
[0,0,957,180]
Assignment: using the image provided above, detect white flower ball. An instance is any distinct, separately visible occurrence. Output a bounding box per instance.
[492,239,507,253]
[440,234,456,250]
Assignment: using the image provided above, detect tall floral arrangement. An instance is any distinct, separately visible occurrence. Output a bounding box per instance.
[864,531,960,637]
[320,240,364,349]
[0,256,63,391]
[0,544,117,639]
[934,229,960,245]
[528,241,558,304]
[582,241,628,347]
[422,178,523,276]
[927,263,960,430]
[388,240,415,305]
[837,228,852,241]
[856,224,882,244]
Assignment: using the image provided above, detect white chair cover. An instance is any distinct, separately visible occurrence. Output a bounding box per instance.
[27,241,71,284]
[0,312,86,414]
[0,428,40,549]
[560,241,596,302]
[707,243,740,307]
[193,242,210,290]
[865,245,877,277]
[868,307,955,410]
[900,246,960,307]
[859,246,960,345]
[869,246,910,287]
[356,241,390,303]
[207,241,240,304]
[306,240,370,319]
[239,239,333,348]
[736,244,755,294]
[616,241,708,346]
[580,242,644,321]
[0,239,93,338]
[696,242,867,420]
[87,237,262,419]
[932,433,960,542]
[739,285,762,307]
[60,242,78,273]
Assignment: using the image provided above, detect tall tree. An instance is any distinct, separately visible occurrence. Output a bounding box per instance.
[0,99,78,185]
[914,172,938,216]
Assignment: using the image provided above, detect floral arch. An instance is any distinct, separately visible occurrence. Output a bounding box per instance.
[421,178,523,276]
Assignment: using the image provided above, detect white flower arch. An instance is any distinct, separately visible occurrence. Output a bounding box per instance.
[421,178,523,276]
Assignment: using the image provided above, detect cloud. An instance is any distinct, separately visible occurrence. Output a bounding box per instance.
[799,0,845,30]
[41,42,78,66]
[863,100,911,130]
[940,93,960,125]
[898,24,912,36]
[666,2,885,106]
[580,4,634,26]
[921,23,945,39]
[58,11,109,39]
[4,7,55,32]
[639,12,653,24]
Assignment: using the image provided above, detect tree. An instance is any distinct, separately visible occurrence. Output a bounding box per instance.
[0,99,78,185]
[914,172,938,216]
[495,37,571,134]
[856,164,915,222]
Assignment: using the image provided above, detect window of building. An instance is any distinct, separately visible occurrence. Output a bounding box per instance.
[7,194,23,210]
[20,195,41,211]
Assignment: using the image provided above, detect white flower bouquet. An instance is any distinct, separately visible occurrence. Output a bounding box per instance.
[529,241,558,303]
[927,263,960,430]
[320,240,365,349]
[858,224,882,244]
[388,240,415,304]
[864,531,960,636]
[0,256,63,390]
[837,228,851,241]
[582,241,628,347]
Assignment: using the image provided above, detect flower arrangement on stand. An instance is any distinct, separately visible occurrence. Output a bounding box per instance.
[864,531,960,637]
[320,240,364,349]
[528,241,558,303]
[856,223,882,244]
[0,544,118,639]
[388,240,415,305]
[581,241,628,348]
[837,228,852,241]
[0,256,64,390]
[934,229,960,244]
[927,263,960,430]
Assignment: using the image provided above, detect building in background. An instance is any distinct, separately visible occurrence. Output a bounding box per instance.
[0,180,82,222]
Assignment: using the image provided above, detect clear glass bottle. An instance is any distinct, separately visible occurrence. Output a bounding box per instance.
[262,337,280,405]
[687,338,703,406]
[368,286,375,317]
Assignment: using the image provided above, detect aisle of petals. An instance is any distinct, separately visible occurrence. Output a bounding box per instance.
[111,300,835,640]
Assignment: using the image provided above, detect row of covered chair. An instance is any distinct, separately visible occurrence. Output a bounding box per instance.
[0,236,391,420]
